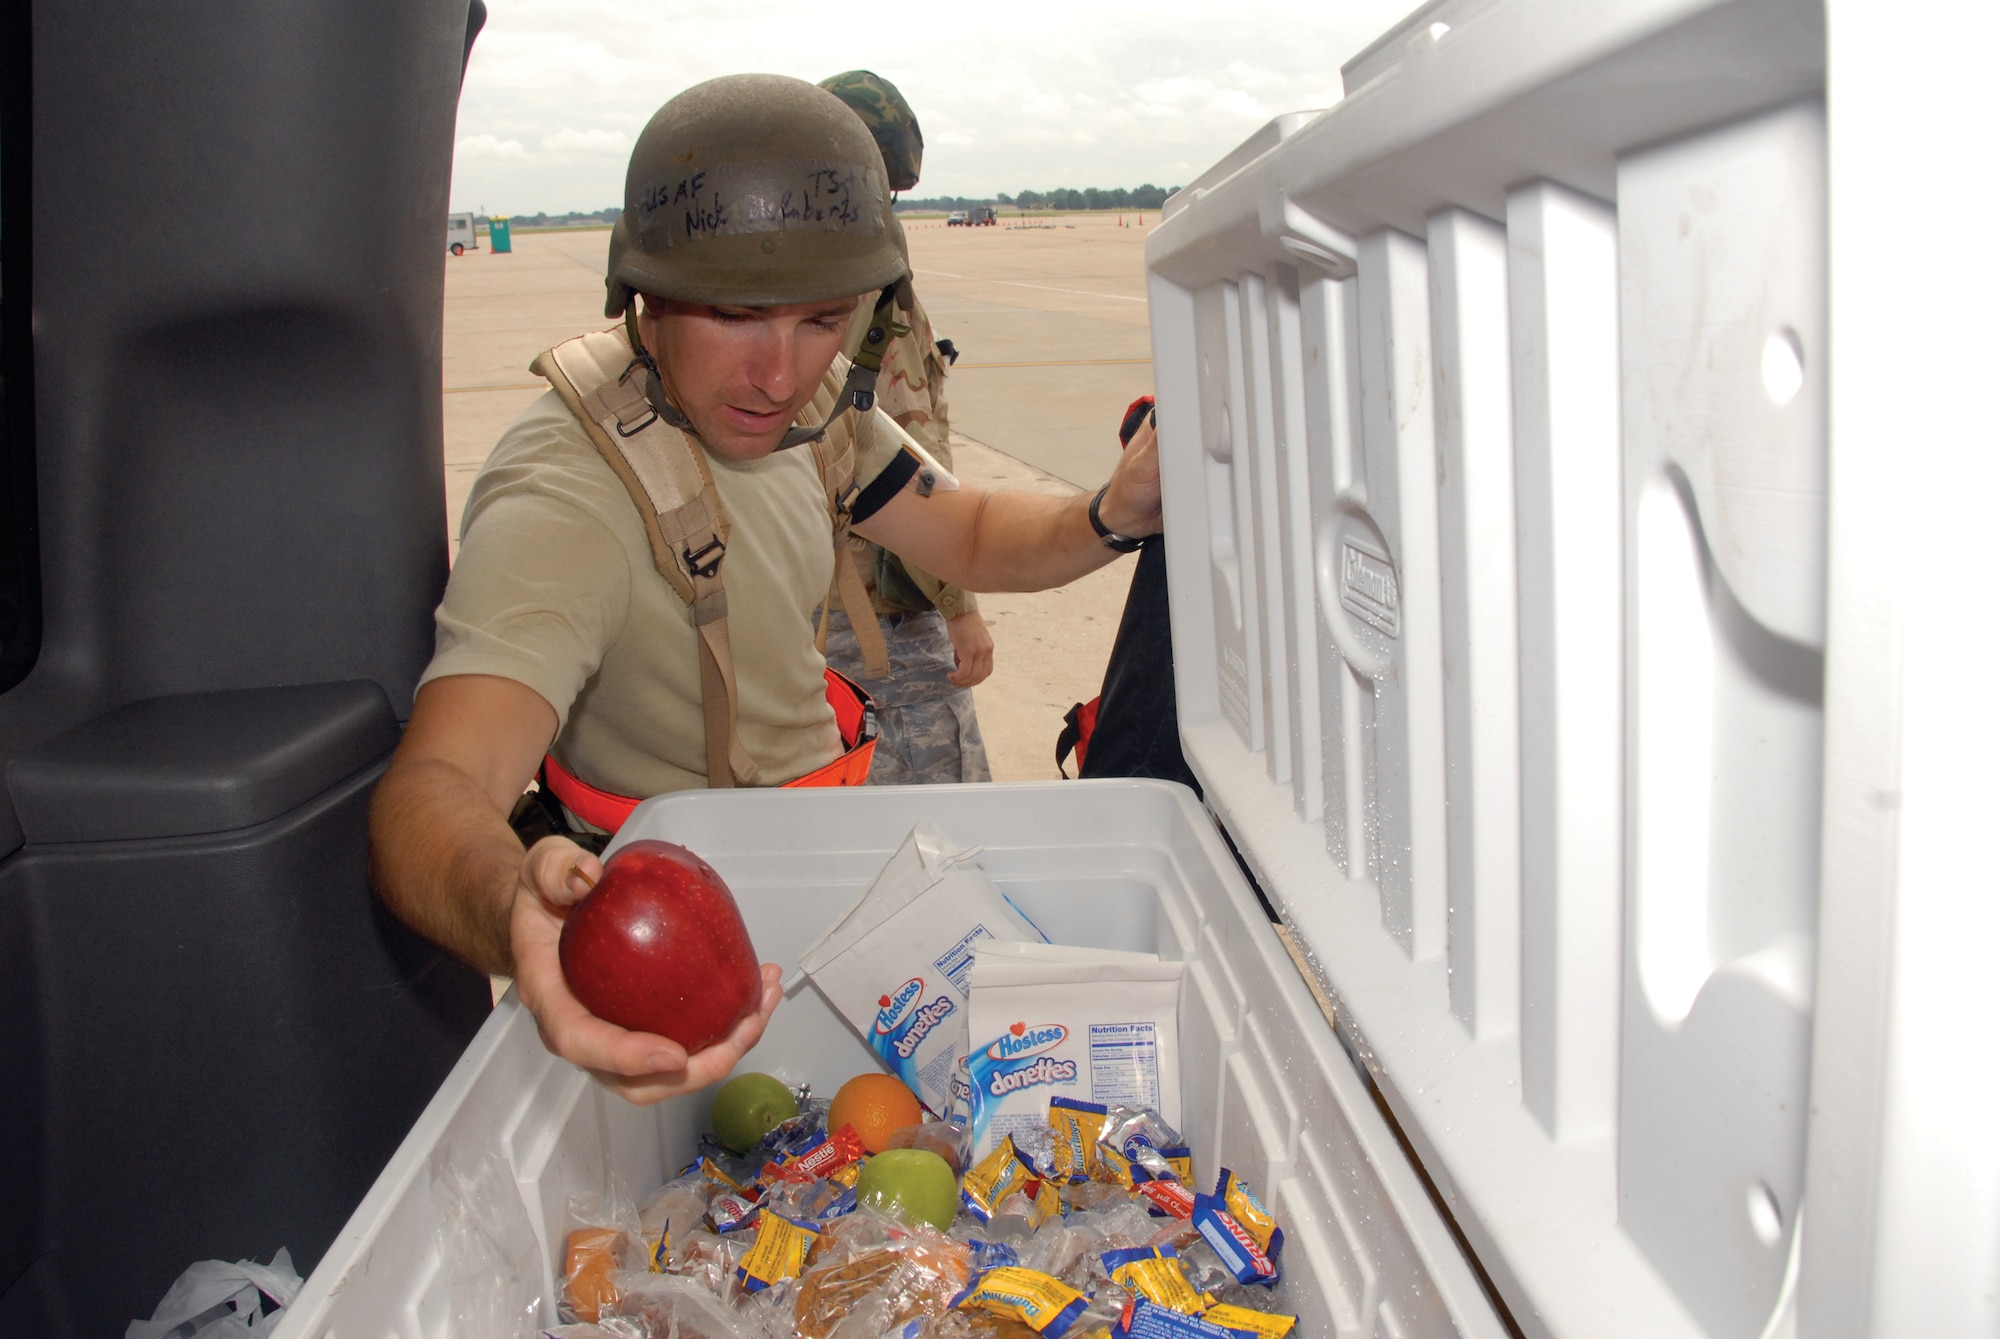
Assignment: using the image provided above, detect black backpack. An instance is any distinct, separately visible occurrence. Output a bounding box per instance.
[1056,397,1200,797]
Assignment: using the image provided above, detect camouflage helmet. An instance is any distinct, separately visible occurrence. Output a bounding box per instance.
[603,73,908,317]
[819,70,923,193]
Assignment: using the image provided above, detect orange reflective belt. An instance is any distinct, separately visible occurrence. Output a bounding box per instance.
[540,668,878,833]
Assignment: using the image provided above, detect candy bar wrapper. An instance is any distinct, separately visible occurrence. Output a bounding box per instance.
[967,1238,1023,1272]
[1113,1296,1272,1338]
[697,1157,748,1195]
[734,1212,819,1293]
[762,1124,865,1185]
[1101,1246,1212,1315]
[1214,1169,1283,1262]
[707,1189,763,1234]
[1135,1179,1198,1220]
[1049,1097,1109,1183]
[962,1135,1039,1223]
[648,1224,670,1273]
[1099,1106,1188,1187]
[1000,1175,1063,1232]
[954,1265,1090,1337]
[1190,1195,1278,1286]
[1201,1303,1297,1337]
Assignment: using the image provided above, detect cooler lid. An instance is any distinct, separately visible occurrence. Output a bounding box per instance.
[1140,0,1949,1333]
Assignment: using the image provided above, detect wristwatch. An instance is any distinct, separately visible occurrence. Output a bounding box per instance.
[1089,485,1144,552]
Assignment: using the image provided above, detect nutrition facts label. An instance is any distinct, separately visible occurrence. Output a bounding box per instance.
[1088,1022,1162,1109]
[933,924,996,996]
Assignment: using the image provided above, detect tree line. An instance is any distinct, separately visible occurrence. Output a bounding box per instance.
[893,184,1179,213]
[1004,184,1177,211]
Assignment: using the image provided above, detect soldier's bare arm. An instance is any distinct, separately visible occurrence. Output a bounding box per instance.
[856,416,1163,592]
[369,674,783,1104]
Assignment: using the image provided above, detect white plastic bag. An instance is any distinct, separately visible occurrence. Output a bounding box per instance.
[123,1248,301,1339]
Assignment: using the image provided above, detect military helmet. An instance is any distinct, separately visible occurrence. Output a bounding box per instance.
[603,73,908,317]
[818,70,924,193]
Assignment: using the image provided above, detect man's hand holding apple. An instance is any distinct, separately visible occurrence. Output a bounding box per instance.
[509,835,783,1106]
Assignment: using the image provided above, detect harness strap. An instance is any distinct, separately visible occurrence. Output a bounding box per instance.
[533,329,761,785]
[542,669,879,832]
[808,418,891,678]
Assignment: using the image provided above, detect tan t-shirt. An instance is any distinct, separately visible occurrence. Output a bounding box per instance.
[421,389,910,796]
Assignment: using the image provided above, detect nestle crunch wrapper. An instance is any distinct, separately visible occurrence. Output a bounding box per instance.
[795,820,1044,1116]
[965,941,1183,1160]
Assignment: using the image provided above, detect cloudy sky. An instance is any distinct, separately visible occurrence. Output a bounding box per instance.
[449,0,1423,215]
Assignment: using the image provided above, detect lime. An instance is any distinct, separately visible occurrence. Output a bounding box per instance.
[856,1148,960,1231]
[710,1072,798,1154]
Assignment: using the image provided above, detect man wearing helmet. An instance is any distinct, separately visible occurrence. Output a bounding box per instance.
[816,69,994,785]
[370,74,1161,1104]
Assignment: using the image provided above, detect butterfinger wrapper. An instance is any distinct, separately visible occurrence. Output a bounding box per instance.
[1202,1303,1297,1337]
[1101,1245,1211,1315]
[1215,1169,1282,1261]
[735,1212,820,1293]
[1049,1097,1108,1183]
[953,1265,1089,1337]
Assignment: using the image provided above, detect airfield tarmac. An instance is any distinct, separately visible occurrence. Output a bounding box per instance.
[441,212,1159,782]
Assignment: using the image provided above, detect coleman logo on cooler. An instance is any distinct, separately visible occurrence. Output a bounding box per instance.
[1340,539,1400,637]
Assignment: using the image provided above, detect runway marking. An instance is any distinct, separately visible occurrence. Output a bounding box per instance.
[917,268,1148,303]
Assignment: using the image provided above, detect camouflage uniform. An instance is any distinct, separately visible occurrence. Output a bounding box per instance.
[820,71,992,784]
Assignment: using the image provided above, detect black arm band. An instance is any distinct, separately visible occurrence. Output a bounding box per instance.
[849,448,922,525]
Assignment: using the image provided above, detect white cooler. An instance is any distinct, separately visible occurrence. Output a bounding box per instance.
[278,0,2000,1333]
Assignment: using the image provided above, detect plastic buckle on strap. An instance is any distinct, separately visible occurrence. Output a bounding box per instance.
[683,536,726,579]
[834,480,861,517]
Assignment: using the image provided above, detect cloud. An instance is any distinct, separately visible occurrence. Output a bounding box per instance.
[448,0,1420,211]
[456,134,527,160]
[541,127,632,156]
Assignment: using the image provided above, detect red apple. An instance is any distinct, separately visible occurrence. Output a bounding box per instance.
[558,839,763,1052]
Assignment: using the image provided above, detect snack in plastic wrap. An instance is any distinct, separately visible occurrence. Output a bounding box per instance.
[608,1271,753,1338]
[792,1231,972,1338]
[563,1226,634,1323]
[736,1212,821,1293]
[1048,1097,1108,1183]
[1200,1302,1297,1337]
[764,1124,867,1185]
[889,1117,974,1175]
[1100,1246,1212,1315]
[539,1323,647,1339]
[1187,1196,1277,1286]
[960,1136,1041,1223]
[954,1265,1090,1337]
[639,1173,717,1273]
[1211,1171,1281,1262]
[666,1228,753,1301]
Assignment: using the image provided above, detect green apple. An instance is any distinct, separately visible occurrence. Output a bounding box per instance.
[856,1148,960,1231]
[710,1072,798,1154]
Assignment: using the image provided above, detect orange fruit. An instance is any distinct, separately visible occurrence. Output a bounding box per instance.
[829,1072,923,1154]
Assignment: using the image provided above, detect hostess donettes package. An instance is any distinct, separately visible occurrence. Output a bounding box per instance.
[963,941,1184,1160]
[794,820,1044,1116]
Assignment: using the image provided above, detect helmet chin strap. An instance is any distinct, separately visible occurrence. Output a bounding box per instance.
[625,281,911,451]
